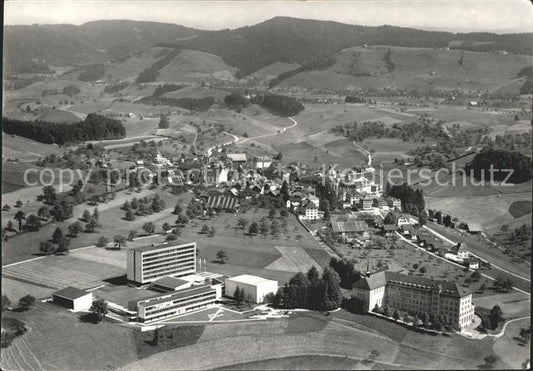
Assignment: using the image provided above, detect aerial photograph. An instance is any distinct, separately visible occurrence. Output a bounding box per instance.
[1,0,531,369]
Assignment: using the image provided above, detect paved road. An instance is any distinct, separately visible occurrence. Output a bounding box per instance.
[423,225,531,283]
[396,231,530,295]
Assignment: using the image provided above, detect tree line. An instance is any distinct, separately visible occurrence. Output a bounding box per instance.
[250,94,304,116]
[139,96,215,112]
[271,266,342,311]
[136,48,180,83]
[385,182,425,215]
[78,64,105,82]
[467,148,532,183]
[2,113,126,145]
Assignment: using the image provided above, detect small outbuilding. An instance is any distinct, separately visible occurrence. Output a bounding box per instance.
[52,287,93,311]
[224,274,278,304]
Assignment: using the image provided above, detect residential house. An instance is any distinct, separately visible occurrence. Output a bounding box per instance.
[381,224,397,237]
[360,197,373,210]
[387,197,401,209]
[397,216,412,227]
[467,223,482,234]
[300,200,319,220]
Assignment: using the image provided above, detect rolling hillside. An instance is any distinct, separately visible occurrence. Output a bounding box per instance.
[5,17,533,78]
[279,46,533,92]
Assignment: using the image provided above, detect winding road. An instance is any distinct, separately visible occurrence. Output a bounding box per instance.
[205,116,298,156]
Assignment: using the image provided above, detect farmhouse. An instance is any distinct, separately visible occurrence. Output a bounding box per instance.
[353,270,475,330]
[127,242,197,284]
[227,153,247,163]
[381,224,397,237]
[331,220,368,238]
[397,216,412,227]
[52,287,93,311]
[224,274,278,304]
[467,223,483,234]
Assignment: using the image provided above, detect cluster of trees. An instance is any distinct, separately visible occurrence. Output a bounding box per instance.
[316,180,339,214]
[224,93,249,110]
[136,48,180,83]
[104,81,130,94]
[152,84,186,97]
[383,48,395,72]
[200,224,216,237]
[345,96,367,103]
[385,182,425,215]
[329,257,362,289]
[332,119,443,143]
[122,195,166,221]
[159,114,170,129]
[62,85,80,97]
[272,267,342,311]
[467,148,532,183]
[8,210,42,233]
[39,186,74,222]
[78,64,105,82]
[480,305,504,331]
[508,224,532,243]
[493,275,514,293]
[250,94,304,116]
[140,96,215,112]
[2,113,126,145]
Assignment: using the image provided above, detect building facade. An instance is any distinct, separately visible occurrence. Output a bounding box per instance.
[127,242,197,284]
[224,274,278,304]
[131,283,222,322]
[353,271,475,331]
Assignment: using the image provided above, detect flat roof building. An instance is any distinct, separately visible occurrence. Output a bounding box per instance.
[224,274,278,304]
[129,283,222,323]
[127,241,196,285]
[52,287,93,312]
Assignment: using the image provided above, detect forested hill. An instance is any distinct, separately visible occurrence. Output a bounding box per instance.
[5,17,533,76]
[173,17,533,77]
[3,20,198,73]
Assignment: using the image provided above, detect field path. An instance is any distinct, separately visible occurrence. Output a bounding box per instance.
[206,117,298,156]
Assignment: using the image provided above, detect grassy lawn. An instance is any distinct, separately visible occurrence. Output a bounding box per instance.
[0,302,139,371]
[133,325,205,359]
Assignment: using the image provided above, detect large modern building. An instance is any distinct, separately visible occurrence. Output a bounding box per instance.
[353,270,475,330]
[225,274,278,304]
[129,282,222,322]
[127,241,196,284]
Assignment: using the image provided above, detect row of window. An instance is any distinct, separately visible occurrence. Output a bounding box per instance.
[143,293,217,318]
[143,258,195,275]
[143,252,195,268]
[142,245,196,259]
[143,264,196,280]
[142,247,196,261]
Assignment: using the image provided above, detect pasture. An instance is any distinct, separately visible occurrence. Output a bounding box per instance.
[178,208,330,283]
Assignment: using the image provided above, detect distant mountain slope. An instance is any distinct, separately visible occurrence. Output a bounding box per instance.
[3,20,199,74]
[5,17,533,78]
[174,17,533,77]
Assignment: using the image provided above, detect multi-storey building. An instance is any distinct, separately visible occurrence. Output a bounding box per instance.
[353,270,475,331]
[127,242,197,284]
[130,283,222,322]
